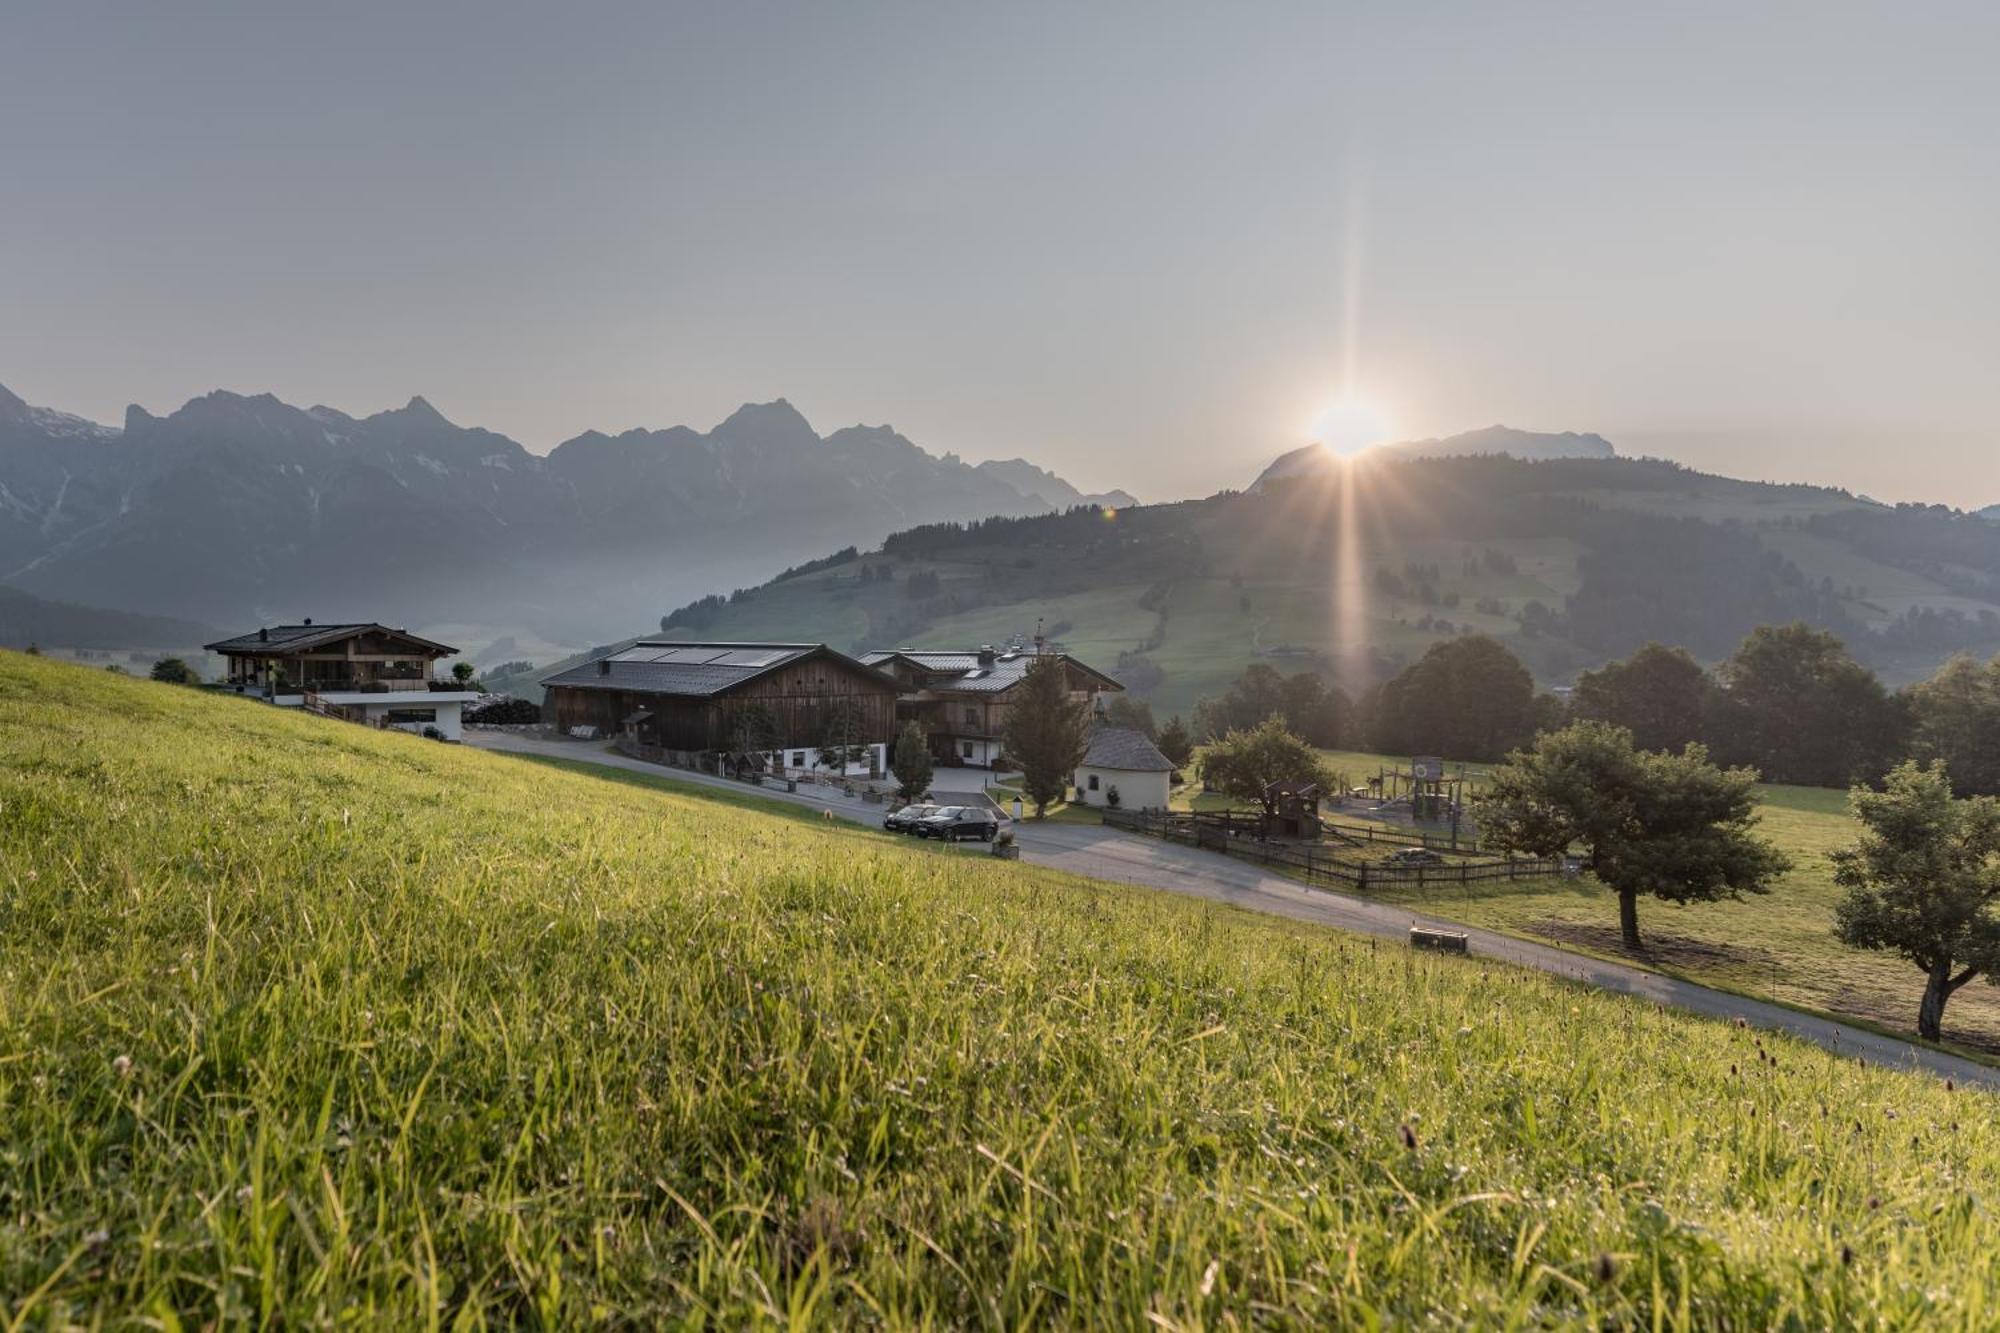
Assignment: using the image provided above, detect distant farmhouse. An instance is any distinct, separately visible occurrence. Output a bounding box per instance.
[541,642,901,776]
[542,637,1124,777]
[862,643,1121,769]
[205,620,479,739]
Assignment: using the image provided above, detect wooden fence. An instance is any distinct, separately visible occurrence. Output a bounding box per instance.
[1100,809,1561,892]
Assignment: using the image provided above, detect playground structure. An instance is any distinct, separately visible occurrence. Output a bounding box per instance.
[1348,755,1479,846]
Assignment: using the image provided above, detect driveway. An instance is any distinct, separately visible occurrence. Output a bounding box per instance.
[464,730,1998,1089]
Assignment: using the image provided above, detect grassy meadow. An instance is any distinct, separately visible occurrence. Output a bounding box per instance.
[5,654,2000,1323]
[1169,743,2000,1055]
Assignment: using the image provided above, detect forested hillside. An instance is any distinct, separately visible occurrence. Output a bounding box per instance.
[544,454,2000,718]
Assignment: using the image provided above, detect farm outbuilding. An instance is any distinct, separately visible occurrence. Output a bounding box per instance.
[1071,726,1175,812]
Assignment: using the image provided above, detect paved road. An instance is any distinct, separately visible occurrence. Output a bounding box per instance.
[466,730,1999,1090]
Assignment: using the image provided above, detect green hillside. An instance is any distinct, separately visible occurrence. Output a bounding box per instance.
[508,456,2000,717]
[3,654,1998,1323]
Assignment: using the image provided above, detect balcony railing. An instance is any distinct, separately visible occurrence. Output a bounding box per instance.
[225,675,456,696]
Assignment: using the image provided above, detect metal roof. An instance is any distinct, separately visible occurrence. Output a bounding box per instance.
[1081,726,1175,773]
[863,647,1123,695]
[204,622,458,656]
[541,641,890,698]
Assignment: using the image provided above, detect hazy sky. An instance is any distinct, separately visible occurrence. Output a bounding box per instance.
[4,2,1997,504]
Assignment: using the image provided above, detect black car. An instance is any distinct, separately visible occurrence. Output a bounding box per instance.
[915,805,1000,841]
[884,802,940,834]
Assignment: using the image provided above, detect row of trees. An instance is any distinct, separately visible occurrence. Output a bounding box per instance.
[1187,623,2000,794]
[1572,624,1982,792]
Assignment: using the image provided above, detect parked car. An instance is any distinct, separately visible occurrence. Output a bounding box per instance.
[915,806,1000,842]
[1384,846,1447,868]
[884,802,940,834]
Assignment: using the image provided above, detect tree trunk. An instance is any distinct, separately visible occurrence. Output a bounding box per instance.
[1918,958,1954,1041]
[1618,888,1642,952]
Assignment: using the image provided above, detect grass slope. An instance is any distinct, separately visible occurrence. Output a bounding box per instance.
[1254,747,2000,1056]
[2,655,1997,1325]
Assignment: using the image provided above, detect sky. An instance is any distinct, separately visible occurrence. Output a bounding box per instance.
[3,2,1997,505]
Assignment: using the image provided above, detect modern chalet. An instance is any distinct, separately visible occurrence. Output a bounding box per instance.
[540,641,901,776]
[861,644,1122,768]
[204,620,479,739]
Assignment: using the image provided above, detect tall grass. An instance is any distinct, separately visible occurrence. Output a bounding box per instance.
[0,654,1994,1325]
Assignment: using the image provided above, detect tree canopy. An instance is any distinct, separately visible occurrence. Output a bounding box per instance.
[1833,760,2000,1040]
[1155,716,1194,770]
[813,699,868,773]
[1905,653,2000,797]
[1367,635,1535,762]
[1000,658,1092,817]
[1192,664,1351,747]
[1198,718,1332,815]
[1475,721,1789,951]
[1570,642,1710,754]
[1709,623,1905,788]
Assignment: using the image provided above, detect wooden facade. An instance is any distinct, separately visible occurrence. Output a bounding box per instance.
[545,651,899,753]
[206,622,457,695]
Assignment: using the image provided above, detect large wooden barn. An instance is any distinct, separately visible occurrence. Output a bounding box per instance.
[540,641,901,776]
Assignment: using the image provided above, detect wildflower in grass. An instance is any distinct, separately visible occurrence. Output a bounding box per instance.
[112,1055,132,1079]
[1842,1244,1855,1266]
[1594,1253,1617,1284]
[1400,1124,1418,1151]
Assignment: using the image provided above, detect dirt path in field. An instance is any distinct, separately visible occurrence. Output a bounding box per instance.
[465,730,2000,1091]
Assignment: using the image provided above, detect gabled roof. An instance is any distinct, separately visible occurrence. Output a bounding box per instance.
[541,641,895,698]
[861,648,1122,695]
[1081,726,1175,773]
[205,622,458,656]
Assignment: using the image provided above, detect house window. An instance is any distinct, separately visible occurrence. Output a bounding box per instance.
[962,741,974,758]
[963,705,979,726]
[386,708,437,725]
[792,752,805,767]
[1088,774,1100,791]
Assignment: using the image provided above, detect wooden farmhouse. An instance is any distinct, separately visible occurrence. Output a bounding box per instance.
[540,642,901,776]
[204,620,478,738]
[860,645,1121,768]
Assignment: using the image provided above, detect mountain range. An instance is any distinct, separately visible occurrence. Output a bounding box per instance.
[0,381,1132,647]
[1253,424,1617,490]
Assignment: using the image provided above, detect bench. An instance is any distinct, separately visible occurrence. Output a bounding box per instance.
[1409,925,1469,954]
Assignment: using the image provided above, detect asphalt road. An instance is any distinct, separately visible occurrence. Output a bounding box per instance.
[465,730,1999,1090]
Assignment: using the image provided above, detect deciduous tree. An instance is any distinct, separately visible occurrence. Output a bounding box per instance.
[1833,761,2000,1040]
[1571,642,1710,754]
[1710,623,1906,787]
[1000,658,1091,817]
[1367,635,1536,761]
[1198,717,1331,816]
[814,699,868,774]
[1475,721,1789,951]
[1904,654,2000,796]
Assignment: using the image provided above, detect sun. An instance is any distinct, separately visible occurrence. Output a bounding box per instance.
[1309,398,1391,457]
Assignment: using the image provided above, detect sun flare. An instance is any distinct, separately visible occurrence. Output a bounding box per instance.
[1309,398,1391,457]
